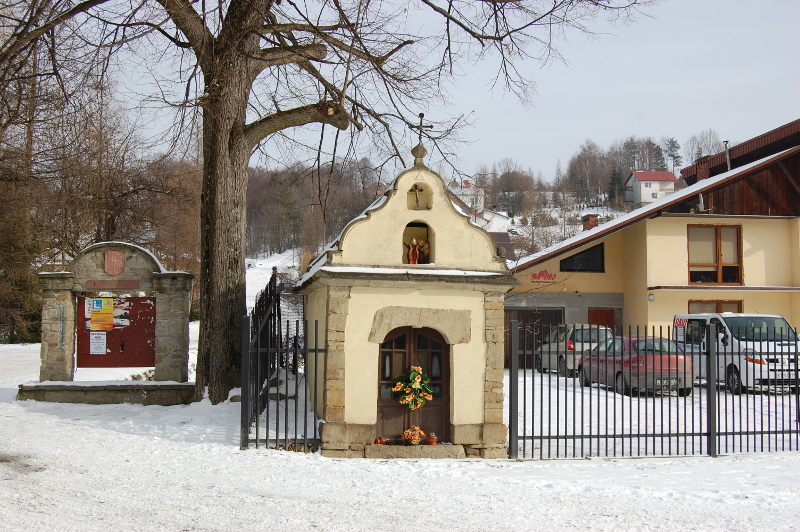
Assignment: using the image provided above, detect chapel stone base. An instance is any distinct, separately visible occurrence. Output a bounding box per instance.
[319,422,507,459]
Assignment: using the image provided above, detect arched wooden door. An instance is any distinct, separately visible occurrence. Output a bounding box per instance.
[377,327,450,442]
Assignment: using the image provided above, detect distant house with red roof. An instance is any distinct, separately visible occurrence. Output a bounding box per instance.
[447,177,485,213]
[624,170,678,206]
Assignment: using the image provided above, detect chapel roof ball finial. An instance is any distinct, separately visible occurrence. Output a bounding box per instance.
[411,143,428,167]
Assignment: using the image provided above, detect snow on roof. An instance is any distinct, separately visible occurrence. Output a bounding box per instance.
[510,147,798,272]
[628,171,678,183]
[318,266,501,277]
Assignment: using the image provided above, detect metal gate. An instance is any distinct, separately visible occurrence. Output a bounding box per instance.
[240,268,324,451]
[508,321,800,459]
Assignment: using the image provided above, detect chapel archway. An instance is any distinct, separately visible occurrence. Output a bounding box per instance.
[377,327,450,442]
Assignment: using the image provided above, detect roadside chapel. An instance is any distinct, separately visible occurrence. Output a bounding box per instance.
[297,144,519,458]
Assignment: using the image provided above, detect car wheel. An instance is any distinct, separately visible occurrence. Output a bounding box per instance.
[726,366,743,395]
[557,357,567,377]
[615,372,630,396]
[534,354,544,373]
[677,387,693,397]
[579,366,591,388]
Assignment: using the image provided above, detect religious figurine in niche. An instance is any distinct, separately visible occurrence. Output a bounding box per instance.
[405,237,430,264]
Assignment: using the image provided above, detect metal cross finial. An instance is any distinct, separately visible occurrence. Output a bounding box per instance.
[410,112,433,144]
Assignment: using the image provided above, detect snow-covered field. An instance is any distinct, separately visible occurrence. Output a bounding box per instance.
[3,252,800,530]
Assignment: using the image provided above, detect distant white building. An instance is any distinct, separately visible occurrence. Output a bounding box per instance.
[624,171,678,206]
[447,178,485,213]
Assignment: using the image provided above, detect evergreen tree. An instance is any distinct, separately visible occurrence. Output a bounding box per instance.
[606,166,625,207]
[663,137,683,173]
[647,140,668,172]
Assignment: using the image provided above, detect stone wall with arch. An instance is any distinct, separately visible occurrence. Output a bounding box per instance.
[37,242,193,383]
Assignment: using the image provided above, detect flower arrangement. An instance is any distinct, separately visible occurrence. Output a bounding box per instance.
[391,365,433,410]
[402,425,426,445]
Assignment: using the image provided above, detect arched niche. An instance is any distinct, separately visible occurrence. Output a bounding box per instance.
[402,222,434,264]
[406,183,432,210]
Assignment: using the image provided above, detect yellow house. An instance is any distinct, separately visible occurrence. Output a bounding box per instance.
[297,144,519,458]
[509,120,800,333]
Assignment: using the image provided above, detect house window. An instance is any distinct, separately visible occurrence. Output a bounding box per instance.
[644,182,652,188]
[651,193,658,199]
[560,243,604,272]
[687,225,741,284]
[688,300,742,313]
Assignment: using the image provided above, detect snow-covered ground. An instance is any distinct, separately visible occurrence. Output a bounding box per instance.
[3,253,800,530]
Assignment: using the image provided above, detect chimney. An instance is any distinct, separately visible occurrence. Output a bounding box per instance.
[582,214,599,231]
[724,140,732,171]
[697,158,710,181]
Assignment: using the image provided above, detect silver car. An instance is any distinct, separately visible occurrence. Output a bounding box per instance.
[535,324,614,377]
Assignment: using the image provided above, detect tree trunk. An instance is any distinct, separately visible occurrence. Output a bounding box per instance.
[194,53,253,404]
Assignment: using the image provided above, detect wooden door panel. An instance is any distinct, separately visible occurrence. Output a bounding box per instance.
[588,308,615,330]
[377,327,450,442]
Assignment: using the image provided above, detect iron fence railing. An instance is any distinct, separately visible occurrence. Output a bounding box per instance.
[240,268,324,451]
[508,321,800,459]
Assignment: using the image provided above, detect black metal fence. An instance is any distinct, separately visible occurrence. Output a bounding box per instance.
[240,268,324,451]
[508,321,800,459]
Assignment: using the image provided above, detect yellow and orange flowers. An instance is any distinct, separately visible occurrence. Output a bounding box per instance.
[402,425,426,444]
[392,366,434,410]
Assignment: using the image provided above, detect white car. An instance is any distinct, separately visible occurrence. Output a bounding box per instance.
[673,313,798,394]
[535,324,614,377]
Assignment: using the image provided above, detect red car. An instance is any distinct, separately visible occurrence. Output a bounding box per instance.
[578,337,694,396]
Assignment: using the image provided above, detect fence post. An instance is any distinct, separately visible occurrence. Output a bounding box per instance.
[706,323,717,458]
[240,314,251,450]
[508,320,519,459]
[793,329,800,431]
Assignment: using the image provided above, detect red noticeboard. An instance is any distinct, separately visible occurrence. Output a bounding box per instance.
[76,296,156,367]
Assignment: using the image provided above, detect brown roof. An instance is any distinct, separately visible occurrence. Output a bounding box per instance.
[680,118,800,185]
[511,145,800,273]
[489,232,516,261]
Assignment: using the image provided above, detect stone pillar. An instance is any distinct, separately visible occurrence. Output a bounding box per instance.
[320,284,351,453]
[153,273,194,382]
[38,273,75,381]
[480,291,508,458]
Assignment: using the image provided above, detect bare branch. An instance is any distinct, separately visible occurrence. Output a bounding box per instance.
[0,0,111,70]
[151,0,214,70]
[250,43,326,73]
[243,100,349,149]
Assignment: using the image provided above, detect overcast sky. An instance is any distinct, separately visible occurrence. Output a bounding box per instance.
[444,0,800,180]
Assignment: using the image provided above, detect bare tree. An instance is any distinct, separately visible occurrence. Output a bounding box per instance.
[1,0,653,402]
[566,139,609,203]
[684,129,725,164]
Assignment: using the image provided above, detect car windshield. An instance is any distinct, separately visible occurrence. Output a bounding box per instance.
[573,327,612,343]
[722,316,798,342]
[631,339,683,353]
[595,338,622,353]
